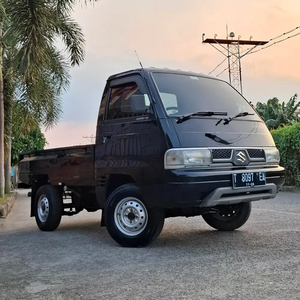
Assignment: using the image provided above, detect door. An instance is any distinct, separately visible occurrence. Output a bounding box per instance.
[95,74,166,205]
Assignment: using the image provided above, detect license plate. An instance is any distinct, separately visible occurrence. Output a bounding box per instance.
[232,172,266,189]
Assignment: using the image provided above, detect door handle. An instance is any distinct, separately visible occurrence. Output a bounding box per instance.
[102,134,111,144]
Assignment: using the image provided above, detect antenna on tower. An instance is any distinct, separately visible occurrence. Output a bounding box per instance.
[203,25,300,94]
[203,29,268,94]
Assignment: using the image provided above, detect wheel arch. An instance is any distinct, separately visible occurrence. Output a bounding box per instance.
[30,175,50,217]
[96,173,136,208]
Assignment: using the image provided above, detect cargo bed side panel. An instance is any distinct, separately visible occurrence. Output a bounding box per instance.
[19,145,95,187]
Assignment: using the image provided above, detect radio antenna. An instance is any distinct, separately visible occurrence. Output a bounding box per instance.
[134,51,155,103]
[135,50,144,69]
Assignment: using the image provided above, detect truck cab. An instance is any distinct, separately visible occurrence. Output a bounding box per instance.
[19,68,285,247]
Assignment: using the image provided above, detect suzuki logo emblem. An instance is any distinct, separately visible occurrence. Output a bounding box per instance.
[236,151,247,163]
[233,150,249,165]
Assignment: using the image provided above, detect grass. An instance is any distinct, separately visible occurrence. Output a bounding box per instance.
[0,192,13,206]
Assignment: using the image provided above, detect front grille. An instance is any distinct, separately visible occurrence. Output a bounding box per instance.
[247,149,265,159]
[211,148,266,164]
[212,149,232,160]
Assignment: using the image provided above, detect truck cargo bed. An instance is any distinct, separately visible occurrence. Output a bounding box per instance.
[19,144,95,187]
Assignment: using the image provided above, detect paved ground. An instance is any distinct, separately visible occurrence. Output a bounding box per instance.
[0,189,300,300]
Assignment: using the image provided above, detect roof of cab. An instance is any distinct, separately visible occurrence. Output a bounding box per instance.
[107,67,219,81]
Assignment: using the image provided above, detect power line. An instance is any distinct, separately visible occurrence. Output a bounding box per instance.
[202,25,300,94]
[209,57,228,75]
[248,31,300,55]
[241,25,300,55]
[268,25,300,42]
[216,67,229,77]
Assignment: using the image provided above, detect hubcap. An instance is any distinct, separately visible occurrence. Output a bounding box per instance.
[214,205,240,221]
[37,195,50,222]
[114,197,148,236]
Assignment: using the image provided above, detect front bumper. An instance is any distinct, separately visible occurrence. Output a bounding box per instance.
[162,165,285,208]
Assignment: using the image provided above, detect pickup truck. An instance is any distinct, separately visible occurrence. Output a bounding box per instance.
[19,68,285,247]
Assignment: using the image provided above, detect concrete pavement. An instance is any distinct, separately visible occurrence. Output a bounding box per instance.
[0,189,300,300]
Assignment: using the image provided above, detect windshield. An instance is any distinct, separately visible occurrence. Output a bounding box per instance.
[151,72,260,121]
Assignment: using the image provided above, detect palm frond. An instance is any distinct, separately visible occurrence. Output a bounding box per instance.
[12,101,39,138]
[56,13,85,66]
[56,0,100,12]
[0,1,5,23]
[15,70,63,128]
[2,0,96,140]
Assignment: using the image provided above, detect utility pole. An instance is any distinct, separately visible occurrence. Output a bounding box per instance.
[202,32,268,94]
[83,134,96,143]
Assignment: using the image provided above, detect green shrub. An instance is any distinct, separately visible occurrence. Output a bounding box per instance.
[271,123,300,186]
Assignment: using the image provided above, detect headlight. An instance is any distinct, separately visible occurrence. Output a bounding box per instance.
[265,148,280,165]
[164,148,212,169]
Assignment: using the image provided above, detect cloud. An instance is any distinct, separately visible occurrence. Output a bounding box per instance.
[43,0,300,148]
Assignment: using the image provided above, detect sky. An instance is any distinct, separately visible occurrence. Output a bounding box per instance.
[44,0,300,148]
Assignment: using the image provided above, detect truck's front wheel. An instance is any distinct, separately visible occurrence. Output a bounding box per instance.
[202,202,251,231]
[35,185,63,231]
[105,184,165,247]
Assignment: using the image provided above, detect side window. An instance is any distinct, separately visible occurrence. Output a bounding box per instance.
[107,82,151,120]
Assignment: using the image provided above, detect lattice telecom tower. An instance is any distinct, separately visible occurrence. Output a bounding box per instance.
[202,32,268,94]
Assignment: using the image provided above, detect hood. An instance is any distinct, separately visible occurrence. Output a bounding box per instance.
[170,118,275,148]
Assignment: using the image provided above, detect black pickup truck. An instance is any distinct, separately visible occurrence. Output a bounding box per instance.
[19,68,285,247]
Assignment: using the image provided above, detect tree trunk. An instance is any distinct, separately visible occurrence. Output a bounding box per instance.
[4,136,11,193]
[0,26,4,198]
[4,91,13,193]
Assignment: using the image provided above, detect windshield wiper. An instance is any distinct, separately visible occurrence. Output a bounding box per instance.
[176,111,227,124]
[205,133,231,145]
[215,111,254,126]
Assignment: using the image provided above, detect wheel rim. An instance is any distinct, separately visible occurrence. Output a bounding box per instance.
[214,205,240,221]
[114,197,148,236]
[37,194,50,222]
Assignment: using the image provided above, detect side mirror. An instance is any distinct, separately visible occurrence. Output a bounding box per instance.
[130,94,147,113]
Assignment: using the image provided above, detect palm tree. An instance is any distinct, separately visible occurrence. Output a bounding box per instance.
[0,0,99,197]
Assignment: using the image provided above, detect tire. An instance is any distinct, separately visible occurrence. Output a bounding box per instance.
[35,185,63,231]
[105,184,165,247]
[202,202,251,231]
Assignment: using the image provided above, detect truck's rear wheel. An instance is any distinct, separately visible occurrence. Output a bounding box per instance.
[105,184,165,247]
[202,202,251,231]
[35,185,63,231]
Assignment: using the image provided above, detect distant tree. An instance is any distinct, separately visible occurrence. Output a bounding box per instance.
[10,101,46,166]
[256,94,300,130]
[11,128,46,166]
